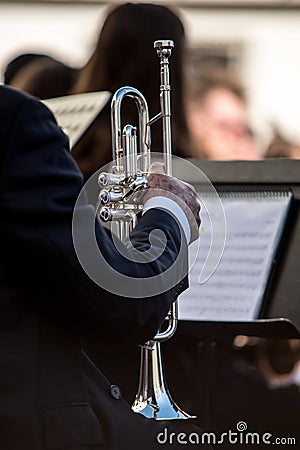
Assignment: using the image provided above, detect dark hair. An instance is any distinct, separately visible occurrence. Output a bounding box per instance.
[72,2,190,178]
[189,68,247,105]
[4,53,47,85]
[9,56,79,99]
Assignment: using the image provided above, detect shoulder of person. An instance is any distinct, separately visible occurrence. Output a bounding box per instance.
[0,84,58,128]
[1,83,36,103]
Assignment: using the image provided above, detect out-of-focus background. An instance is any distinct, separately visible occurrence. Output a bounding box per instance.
[1,0,300,152]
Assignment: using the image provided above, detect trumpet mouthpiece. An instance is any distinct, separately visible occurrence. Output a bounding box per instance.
[154,40,174,58]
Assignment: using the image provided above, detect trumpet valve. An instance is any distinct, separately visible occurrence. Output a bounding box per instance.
[123,175,148,201]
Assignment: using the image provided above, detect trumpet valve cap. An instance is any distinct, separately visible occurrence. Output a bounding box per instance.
[99,190,110,205]
[98,173,109,187]
[99,207,112,222]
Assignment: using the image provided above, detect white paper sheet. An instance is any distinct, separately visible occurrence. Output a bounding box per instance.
[43,91,111,149]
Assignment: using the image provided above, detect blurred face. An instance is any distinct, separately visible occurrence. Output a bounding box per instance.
[188,87,262,160]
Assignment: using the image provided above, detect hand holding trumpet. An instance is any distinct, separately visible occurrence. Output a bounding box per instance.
[145,162,201,244]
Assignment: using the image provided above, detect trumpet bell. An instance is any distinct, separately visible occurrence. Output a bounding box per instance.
[132,341,196,420]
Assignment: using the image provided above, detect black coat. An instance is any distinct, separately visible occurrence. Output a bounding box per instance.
[0,86,209,450]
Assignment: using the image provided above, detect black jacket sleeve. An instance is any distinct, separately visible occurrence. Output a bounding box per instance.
[0,87,188,345]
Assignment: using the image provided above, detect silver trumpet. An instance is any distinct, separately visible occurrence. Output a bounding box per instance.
[98,40,195,420]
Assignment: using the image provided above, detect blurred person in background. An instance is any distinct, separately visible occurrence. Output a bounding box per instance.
[71,2,191,179]
[187,67,263,160]
[4,53,78,100]
[3,52,45,85]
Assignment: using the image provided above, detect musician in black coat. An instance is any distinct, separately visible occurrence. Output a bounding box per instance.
[0,85,209,450]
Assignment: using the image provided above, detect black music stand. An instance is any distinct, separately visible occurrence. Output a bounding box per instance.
[175,158,300,340]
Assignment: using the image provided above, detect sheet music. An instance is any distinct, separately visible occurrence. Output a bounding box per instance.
[178,191,292,321]
[43,91,111,149]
